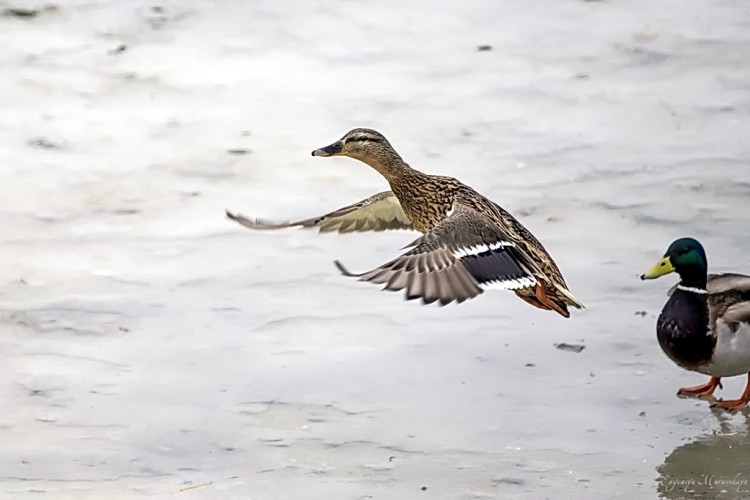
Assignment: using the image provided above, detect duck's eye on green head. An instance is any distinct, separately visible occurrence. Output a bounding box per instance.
[665,237,708,268]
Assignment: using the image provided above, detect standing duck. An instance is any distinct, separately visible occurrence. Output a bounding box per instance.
[641,238,750,410]
[227,128,583,318]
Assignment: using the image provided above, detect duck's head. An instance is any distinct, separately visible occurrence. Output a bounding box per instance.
[641,237,708,283]
[311,129,400,165]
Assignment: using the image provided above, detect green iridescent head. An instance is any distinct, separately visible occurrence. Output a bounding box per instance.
[641,237,708,286]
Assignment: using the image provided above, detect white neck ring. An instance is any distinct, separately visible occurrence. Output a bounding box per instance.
[677,284,708,294]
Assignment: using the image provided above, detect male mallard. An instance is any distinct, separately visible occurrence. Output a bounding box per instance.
[641,238,750,410]
[227,128,583,317]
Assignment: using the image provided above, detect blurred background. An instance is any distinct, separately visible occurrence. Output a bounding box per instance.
[1,1,749,498]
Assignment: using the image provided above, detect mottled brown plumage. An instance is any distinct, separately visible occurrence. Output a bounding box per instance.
[227,128,584,317]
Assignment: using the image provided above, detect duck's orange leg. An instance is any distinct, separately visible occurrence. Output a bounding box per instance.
[516,293,547,310]
[712,373,750,410]
[678,376,722,397]
[534,282,569,318]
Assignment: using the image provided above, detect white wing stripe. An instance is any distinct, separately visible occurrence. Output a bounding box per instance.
[452,241,515,258]
[480,276,537,291]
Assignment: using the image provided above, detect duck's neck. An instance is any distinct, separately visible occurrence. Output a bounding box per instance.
[677,266,708,291]
[356,152,415,182]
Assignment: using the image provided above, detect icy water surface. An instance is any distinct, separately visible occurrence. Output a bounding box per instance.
[1,0,750,498]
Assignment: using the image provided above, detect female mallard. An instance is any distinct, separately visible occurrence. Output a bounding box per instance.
[227,128,583,318]
[641,237,750,410]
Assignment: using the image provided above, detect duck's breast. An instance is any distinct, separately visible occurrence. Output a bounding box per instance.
[656,291,715,372]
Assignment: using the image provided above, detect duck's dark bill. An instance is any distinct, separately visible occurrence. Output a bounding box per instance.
[311,141,343,157]
[641,257,674,280]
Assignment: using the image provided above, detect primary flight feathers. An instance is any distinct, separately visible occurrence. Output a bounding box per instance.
[225,191,411,233]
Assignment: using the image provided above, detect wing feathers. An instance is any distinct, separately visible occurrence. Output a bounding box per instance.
[724,302,750,324]
[227,191,411,234]
[334,205,532,305]
[708,273,750,295]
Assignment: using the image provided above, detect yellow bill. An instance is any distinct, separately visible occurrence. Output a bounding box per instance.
[640,257,674,280]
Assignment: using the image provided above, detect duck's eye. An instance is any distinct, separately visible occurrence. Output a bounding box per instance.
[349,136,381,144]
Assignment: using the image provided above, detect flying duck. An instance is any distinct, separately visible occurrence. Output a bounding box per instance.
[227,128,583,317]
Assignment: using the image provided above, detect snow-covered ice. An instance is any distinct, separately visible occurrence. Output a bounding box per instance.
[1,1,749,498]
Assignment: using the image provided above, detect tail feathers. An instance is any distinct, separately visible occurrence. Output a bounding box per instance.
[554,284,585,310]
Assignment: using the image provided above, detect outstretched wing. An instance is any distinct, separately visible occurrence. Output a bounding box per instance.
[335,204,537,305]
[226,191,411,233]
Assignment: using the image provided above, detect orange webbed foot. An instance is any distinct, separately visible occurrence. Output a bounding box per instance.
[711,398,749,411]
[533,282,569,318]
[710,373,750,411]
[677,376,722,398]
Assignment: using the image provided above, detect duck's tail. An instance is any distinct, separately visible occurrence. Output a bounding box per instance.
[516,280,582,318]
[555,283,585,310]
[535,281,585,318]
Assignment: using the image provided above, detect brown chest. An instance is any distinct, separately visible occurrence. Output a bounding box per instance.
[391,183,454,234]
